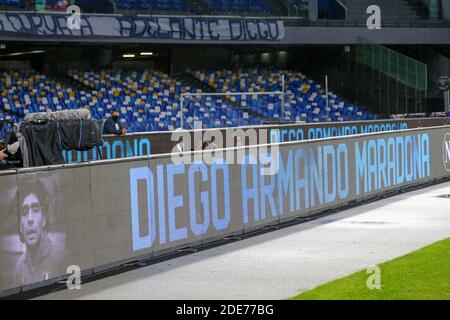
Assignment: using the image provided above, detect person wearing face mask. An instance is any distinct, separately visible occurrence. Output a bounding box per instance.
[103,109,128,135]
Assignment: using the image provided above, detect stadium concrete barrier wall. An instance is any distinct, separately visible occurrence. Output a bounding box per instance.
[62,118,450,164]
[1,125,450,296]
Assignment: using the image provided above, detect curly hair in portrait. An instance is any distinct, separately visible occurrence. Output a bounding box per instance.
[17,179,49,243]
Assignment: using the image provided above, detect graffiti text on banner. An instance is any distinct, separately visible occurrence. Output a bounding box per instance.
[0,14,284,41]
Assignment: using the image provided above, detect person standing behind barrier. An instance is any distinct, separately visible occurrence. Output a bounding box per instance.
[0,148,8,170]
[1,129,22,168]
[103,109,128,135]
[15,183,67,286]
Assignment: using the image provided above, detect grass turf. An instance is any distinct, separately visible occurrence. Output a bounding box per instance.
[291,237,450,300]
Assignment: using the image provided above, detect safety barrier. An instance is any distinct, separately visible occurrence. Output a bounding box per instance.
[63,117,450,163]
[1,124,450,296]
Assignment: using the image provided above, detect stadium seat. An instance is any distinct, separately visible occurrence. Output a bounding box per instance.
[0,69,262,138]
[188,67,375,123]
[204,0,272,14]
[0,66,375,140]
[114,0,192,12]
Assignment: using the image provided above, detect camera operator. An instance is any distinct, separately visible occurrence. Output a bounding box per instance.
[0,140,21,169]
[0,148,7,161]
[0,121,22,169]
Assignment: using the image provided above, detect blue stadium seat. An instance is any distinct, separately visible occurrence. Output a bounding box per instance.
[188,67,375,124]
[115,0,192,12]
[204,0,271,14]
[0,66,377,140]
[0,69,262,138]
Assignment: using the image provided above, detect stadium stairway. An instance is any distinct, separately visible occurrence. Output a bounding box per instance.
[67,69,262,130]
[187,0,211,14]
[189,67,374,123]
[1,65,374,139]
[344,0,422,22]
[50,73,88,93]
[195,0,287,16]
[405,0,429,19]
[114,0,195,14]
[200,0,273,15]
[265,0,288,16]
[182,71,275,124]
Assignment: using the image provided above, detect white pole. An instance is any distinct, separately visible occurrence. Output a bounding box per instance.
[446,90,450,114]
[281,74,285,117]
[325,75,329,111]
[180,94,184,129]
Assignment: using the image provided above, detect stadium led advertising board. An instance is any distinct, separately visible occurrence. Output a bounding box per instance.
[1,126,449,295]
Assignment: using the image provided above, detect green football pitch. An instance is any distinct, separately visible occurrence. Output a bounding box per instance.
[291,237,450,300]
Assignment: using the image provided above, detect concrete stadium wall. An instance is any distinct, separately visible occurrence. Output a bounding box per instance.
[443,0,450,19]
[1,24,449,45]
[62,118,450,164]
[1,124,450,296]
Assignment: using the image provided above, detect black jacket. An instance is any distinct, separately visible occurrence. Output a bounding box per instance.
[103,117,124,135]
[4,130,22,166]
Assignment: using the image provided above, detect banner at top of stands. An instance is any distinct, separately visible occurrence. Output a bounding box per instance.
[0,13,285,41]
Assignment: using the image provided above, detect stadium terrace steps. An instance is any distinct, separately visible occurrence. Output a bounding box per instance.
[67,69,260,131]
[188,67,373,124]
[265,0,288,16]
[50,73,88,93]
[6,0,432,19]
[405,0,429,20]
[114,0,278,15]
[344,0,422,21]
[114,0,195,13]
[200,0,273,15]
[1,67,372,139]
[187,0,211,14]
[182,72,273,123]
[0,68,263,136]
